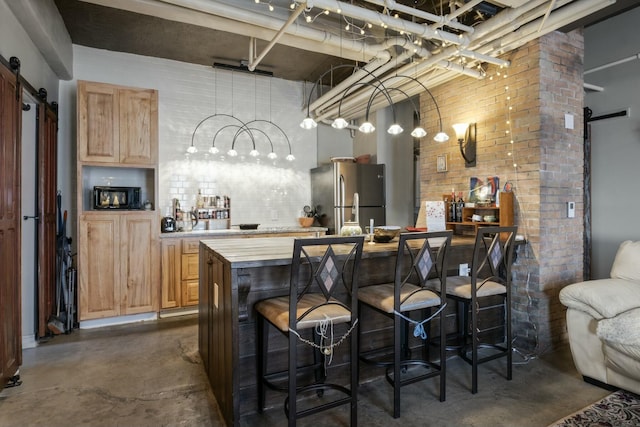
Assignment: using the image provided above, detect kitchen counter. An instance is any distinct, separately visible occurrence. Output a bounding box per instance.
[158,226,327,239]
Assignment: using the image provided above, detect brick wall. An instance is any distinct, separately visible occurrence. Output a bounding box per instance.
[419,30,584,354]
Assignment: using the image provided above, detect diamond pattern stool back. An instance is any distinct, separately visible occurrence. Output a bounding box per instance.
[357,230,452,418]
[445,226,517,394]
[255,235,364,427]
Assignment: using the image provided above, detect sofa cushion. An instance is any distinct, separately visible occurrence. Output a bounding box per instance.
[559,278,640,319]
[597,308,640,347]
[610,240,640,281]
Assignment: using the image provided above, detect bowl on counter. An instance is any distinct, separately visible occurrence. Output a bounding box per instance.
[237,224,259,230]
[483,215,497,222]
[298,217,314,227]
[372,225,402,243]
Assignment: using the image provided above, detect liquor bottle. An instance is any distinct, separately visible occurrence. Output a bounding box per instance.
[196,189,205,209]
[450,191,457,222]
[456,192,464,222]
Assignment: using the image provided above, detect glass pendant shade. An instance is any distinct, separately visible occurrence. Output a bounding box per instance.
[332,117,349,129]
[267,152,277,160]
[209,146,219,154]
[249,149,259,157]
[359,121,375,133]
[227,148,238,157]
[300,117,317,129]
[410,126,427,138]
[434,131,450,142]
[286,153,295,161]
[186,145,197,154]
[387,123,403,135]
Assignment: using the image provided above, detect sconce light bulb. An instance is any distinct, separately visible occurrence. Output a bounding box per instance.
[434,131,450,143]
[300,117,317,129]
[249,149,259,157]
[286,153,295,161]
[267,151,277,160]
[452,123,469,141]
[387,123,403,135]
[359,121,375,134]
[332,117,349,129]
[227,148,238,157]
[209,146,219,154]
[410,127,427,138]
[187,145,198,154]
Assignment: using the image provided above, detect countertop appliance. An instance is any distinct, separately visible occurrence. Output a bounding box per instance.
[93,186,141,210]
[311,162,385,235]
[161,216,176,233]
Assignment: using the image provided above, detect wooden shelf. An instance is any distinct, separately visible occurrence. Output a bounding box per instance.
[444,191,514,235]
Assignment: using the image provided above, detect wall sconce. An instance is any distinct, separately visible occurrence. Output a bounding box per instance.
[453,122,476,167]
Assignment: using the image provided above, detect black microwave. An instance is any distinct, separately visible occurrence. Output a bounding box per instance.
[93,186,141,210]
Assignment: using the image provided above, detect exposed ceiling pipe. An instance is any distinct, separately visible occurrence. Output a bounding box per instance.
[303,0,470,47]
[585,52,640,74]
[247,2,305,71]
[361,0,475,33]
[81,0,380,62]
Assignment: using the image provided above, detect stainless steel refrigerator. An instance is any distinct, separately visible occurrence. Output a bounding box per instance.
[310,162,386,235]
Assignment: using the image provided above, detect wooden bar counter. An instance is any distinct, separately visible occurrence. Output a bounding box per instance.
[199,235,476,427]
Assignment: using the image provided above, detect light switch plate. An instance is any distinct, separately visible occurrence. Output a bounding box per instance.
[459,263,469,276]
[568,201,575,218]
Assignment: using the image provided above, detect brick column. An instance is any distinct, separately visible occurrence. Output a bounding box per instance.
[419,30,584,354]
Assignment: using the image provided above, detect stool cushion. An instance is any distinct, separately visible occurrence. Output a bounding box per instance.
[255,293,352,332]
[359,282,440,313]
[444,276,506,299]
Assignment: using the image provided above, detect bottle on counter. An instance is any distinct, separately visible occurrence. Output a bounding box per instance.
[450,191,457,222]
[196,189,205,209]
[456,192,465,222]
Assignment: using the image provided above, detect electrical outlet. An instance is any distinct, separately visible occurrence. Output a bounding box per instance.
[459,263,469,276]
[567,201,575,218]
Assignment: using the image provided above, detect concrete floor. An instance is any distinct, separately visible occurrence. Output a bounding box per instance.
[0,314,610,427]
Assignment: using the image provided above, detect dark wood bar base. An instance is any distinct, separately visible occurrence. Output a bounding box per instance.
[199,236,498,427]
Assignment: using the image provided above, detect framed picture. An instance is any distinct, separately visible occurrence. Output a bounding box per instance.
[436,154,448,172]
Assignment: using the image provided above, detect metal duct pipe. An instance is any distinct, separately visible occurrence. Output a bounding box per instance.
[303,0,470,47]
[361,0,476,33]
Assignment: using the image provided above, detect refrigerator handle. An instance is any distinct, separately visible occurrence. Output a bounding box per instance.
[339,174,345,226]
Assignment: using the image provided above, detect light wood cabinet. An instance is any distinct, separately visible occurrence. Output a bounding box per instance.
[161,231,325,310]
[79,213,159,320]
[77,80,158,165]
[77,80,159,322]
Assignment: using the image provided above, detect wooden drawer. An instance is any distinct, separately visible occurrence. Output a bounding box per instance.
[182,238,201,254]
[181,253,199,280]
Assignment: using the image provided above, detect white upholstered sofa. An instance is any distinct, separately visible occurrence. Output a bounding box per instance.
[559,240,640,394]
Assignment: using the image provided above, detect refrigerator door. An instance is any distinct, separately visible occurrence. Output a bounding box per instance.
[334,163,385,207]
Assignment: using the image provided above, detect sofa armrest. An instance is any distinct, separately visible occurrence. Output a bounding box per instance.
[559,278,640,319]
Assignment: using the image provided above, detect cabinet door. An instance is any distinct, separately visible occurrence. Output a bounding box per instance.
[79,214,120,320]
[182,280,199,307]
[161,239,181,309]
[119,88,158,165]
[77,81,119,163]
[120,214,159,314]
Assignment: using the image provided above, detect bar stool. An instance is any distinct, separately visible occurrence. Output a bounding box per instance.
[357,230,452,418]
[444,226,517,394]
[254,235,364,427]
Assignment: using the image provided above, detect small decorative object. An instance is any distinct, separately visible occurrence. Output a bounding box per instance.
[437,154,448,172]
[425,201,446,231]
[372,226,401,243]
[298,217,314,227]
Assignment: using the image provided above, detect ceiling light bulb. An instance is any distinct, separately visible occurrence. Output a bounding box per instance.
[300,117,317,129]
[324,10,329,15]
[360,28,365,35]
[367,23,372,28]
[411,127,427,138]
[434,132,450,143]
[290,2,295,9]
[227,148,238,157]
[336,8,341,14]
[332,117,349,129]
[268,4,274,11]
[345,24,350,30]
[249,149,259,157]
[209,146,219,154]
[359,121,375,133]
[286,153,295,161]
[305,15,312,22]
[267,152,277,160]
[187,145,197,154]
[387,123,403,135]
[255,0,259,3]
